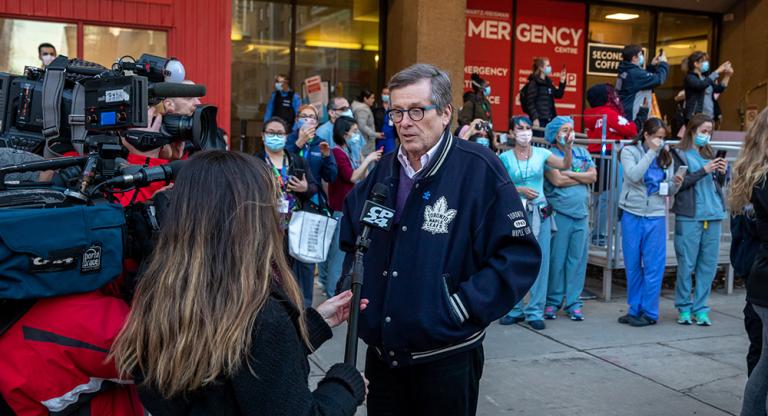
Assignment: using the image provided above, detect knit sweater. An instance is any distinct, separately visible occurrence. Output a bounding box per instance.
[136,290,366,416]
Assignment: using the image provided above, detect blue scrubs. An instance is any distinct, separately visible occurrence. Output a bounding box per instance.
[545,146,594,314]
[622,212,667,320]
[674,150,726,315]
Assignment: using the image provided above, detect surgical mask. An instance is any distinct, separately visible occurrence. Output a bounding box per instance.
[476,137,490,148]
[557,133,568,145]
[264,134,286,151]
[701,61,710,73]
[483,86,491,96]
[339,110,353,118]
[348,133,362,146]
[638,54,645,66]
[41,54,55,66]
[275,82,282,91]
[515,130,532,146]
[382,95,390,103]
[544,65,552,75]
[694,133,711,146]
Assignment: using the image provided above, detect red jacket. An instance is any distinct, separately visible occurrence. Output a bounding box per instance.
[328,147,355,212]
[584,105,638,154]
[0,292,143,415]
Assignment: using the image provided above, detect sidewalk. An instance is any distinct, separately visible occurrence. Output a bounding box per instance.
[309,286,748,416]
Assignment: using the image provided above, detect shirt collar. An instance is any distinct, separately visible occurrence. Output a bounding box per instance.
[397,135,444,179]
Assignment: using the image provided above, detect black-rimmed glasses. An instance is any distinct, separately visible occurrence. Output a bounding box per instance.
[387,105,437,123]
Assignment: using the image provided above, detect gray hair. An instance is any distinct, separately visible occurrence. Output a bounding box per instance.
[388,64,452,112]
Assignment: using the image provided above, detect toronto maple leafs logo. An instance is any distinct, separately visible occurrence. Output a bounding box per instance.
[422,196,457,235]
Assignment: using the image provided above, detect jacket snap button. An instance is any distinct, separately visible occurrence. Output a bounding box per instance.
[383,271,388,276]
[385,316,392,323]
[392,360,399,366]
[401,226,407,232]
[389,351,395,357]
[392,271,398,277]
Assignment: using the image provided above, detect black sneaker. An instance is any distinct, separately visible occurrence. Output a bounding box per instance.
[628,314,657,327]
[499,315,525,326]
[528,320,546,330]
[618,314,633,324]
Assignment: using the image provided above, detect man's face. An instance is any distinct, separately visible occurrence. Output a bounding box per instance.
[390,79,450,158]
[39,47,56,66]
[329,98,350,123]
[164,96,201,116]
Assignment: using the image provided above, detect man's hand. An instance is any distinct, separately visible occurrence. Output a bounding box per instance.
[319,141,331,157]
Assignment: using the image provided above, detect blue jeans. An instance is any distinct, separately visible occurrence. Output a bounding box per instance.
[674,219,722,314]
[292,259,315,308]
[547,213,589,313]
[621,212,666,320]
[318,211,345,298]
[508,211,551,321]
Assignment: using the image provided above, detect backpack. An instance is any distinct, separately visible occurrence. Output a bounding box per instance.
[519,81,531,115]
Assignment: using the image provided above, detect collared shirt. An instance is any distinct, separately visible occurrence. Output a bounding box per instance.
[396,136,444,179]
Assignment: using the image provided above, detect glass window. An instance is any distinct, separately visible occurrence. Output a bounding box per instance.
[230,0,381,153]
[654,13,713,123]
[0,18,77,74]
[585,6,651,114]
[83,26,167,68]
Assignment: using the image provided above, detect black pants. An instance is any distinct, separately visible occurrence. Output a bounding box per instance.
[745,301,764,376]
[365,345,484,416]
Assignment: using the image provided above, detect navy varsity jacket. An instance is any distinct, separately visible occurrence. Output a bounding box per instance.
[340,132,541,368]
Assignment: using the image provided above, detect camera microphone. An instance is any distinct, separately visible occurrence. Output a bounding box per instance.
[106,159,188,187]
[149,82,206,98]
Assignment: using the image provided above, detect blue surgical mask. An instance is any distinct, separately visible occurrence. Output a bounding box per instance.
[275,82,282,91]
[339,110,353,118]
[694,133,711,146]
[638,54,645,66]
[476,137,490,148]
[558,134,567,145]
[544,65,552,75]
[382,95,390,103]
[483,86,491,96]
[348,133,362,146]
[701,61,710,73]
[264,134,286,152]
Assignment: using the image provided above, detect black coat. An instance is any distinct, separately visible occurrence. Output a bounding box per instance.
[524,74,565,122]
[136,289,366,415]
[683,71,726,121]
[748,181,768,308]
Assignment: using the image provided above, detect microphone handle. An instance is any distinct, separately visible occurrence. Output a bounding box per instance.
[344,225,371,366]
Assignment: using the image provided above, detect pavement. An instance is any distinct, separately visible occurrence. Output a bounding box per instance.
[308,283,750,416]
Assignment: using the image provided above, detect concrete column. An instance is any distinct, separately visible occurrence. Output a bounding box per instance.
[385,0,467,109]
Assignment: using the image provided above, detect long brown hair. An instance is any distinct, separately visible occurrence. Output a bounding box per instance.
[111,150,308,398]
[730,108,768,212]
[678,113,715,159]
[624,118,672,168]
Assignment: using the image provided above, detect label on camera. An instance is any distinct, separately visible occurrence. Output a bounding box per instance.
[105,89,129,103]
[80,244,102,273]
[659,182,669,196]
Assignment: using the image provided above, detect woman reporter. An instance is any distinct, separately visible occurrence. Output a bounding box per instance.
[111,151,367,415]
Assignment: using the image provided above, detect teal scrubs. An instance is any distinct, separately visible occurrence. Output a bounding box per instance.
[674,149,726,315]
[500,146,552,321]
[544,146,595,314]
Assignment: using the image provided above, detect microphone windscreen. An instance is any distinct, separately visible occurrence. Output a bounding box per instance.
[370,183,389,203]
[149,82,206,98]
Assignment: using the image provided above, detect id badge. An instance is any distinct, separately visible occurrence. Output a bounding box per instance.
[659,182,669,196]
[279,198,290,214]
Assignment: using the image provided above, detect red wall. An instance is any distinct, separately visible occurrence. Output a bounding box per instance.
[0,0,231,130]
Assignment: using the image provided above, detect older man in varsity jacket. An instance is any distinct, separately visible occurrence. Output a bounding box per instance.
[340,64,541,416]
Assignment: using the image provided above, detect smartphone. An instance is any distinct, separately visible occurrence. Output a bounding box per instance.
[659,48,664,56]
[716,150,727,160]
[292,168,306,180]
[675,165,688,177]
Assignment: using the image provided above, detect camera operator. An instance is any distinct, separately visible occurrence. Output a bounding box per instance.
[38,42,57,68]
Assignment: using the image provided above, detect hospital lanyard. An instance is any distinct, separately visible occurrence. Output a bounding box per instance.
[514,148,532,183]
[266,155,289,189]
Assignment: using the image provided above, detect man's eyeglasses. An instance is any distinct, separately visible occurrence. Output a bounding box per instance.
[333,106,350,113]
[387,105,437,123]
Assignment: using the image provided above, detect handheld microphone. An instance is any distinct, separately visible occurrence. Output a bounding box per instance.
[149,82,206,98]
[106,159,187,187]
[359,183,395,232]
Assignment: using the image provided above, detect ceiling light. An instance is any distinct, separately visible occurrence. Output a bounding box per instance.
[305,40,362,50]
[606,13,640,21]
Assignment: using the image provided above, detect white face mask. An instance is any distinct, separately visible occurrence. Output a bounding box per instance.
[515,129,533,146]
[41,55,55,66]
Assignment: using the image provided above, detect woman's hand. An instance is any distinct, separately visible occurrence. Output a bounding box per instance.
[518,186,539,200]
[647,137,663,152]
[673,175,684,186]
[287,175,308,193]
[565,131,575,148]
[716,158,728,174]
[297,126,316,148]
[364,149,383,165]
[316,290,369,328]
[703,159,720,174]
[319,141,331,157]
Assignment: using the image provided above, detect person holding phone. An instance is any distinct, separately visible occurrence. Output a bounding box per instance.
[683,51,733,122]
[616,45,669,122]
[618,118,680,327]
[671,114,727,326]
[523,58,567,128]
[259,117,319,307]
[287,105,338,187]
